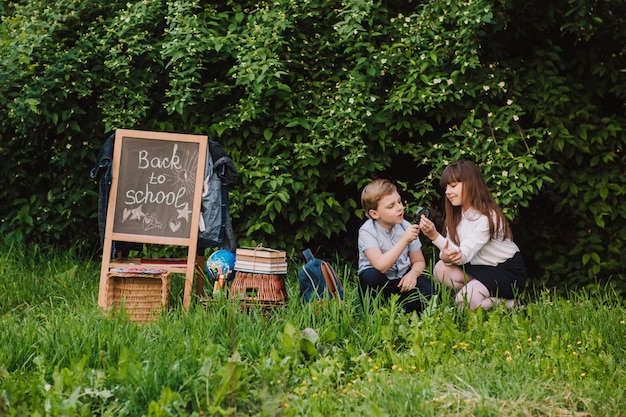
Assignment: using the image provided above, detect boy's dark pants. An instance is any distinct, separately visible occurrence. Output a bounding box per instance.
[358,268,435,313]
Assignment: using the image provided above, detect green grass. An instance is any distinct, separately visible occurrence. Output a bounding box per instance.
[1,242,625,416]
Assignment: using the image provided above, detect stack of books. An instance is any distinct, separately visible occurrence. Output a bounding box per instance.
[234,247,287,274]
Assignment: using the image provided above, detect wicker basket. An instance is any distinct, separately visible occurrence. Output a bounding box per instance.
[229,271,287,308]
[105,272,170,322]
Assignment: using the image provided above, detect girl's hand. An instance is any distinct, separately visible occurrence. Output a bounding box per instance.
[419,217,439,241]
[441,240,462,265]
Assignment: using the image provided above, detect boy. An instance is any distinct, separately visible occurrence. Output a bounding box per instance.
[358,179,434,313]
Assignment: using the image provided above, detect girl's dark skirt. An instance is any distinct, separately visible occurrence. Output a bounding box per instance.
[463,251,526,299]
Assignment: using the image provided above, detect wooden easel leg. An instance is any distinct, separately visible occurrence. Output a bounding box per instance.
[196,255,205,296]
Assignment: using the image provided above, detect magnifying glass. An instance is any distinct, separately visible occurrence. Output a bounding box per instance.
[413,207,430,223]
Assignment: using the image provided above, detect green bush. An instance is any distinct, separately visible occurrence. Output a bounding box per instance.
[0,0,624,292]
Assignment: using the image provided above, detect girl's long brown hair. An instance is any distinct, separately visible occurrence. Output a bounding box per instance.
[440,160,512,246]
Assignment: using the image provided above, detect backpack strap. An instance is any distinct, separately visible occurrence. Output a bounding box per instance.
[321,261,342,307]
[302,248,315,262]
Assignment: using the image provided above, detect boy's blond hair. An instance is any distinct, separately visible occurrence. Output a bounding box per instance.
[361,179,397,219]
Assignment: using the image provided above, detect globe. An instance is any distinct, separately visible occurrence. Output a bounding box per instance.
[205,249,236,281]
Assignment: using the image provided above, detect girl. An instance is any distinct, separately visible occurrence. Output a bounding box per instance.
[419,160,526,310]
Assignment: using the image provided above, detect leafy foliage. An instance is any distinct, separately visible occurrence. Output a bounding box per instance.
[0,0,624,291]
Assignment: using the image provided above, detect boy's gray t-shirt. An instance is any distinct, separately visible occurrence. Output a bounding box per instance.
[358,219,422,279]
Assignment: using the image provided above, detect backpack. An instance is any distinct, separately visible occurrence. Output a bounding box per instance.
[299,249,344,304]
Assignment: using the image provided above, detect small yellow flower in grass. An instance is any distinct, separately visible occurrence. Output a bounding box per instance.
[580,372,586,377]
[392,364,397,370]
[411,365,417,370]
[368,377,373,382]
[343,388,348,393]
[284,403,290,408]
[452,344,458,349]
[312,376,317,381]
[620,320,625,325]
[429,341,436,346]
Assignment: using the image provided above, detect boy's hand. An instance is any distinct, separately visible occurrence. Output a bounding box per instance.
[402,224,421,244]
[398,273,417,292]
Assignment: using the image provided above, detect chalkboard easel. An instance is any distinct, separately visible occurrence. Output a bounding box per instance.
[97,129,208,311]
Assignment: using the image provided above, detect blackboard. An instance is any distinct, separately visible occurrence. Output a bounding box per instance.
[113,136,201,239]
[98,129,207,311]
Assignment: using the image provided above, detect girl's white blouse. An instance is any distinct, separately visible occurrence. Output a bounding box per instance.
[431,208,519,266]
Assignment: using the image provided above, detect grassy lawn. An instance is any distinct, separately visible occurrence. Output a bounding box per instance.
[1,243,625,416]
